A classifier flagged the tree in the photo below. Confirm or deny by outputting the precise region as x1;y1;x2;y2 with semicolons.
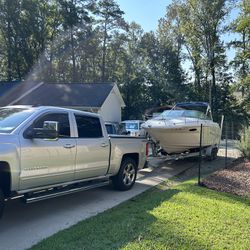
96;0;127;82
0;0;63;81
150;4;187;105
164;0;231;111
119;23;149;119
230;0;250;99
58;0;94;82
0;0;21;81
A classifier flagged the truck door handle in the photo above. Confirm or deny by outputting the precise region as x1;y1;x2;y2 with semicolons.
101;143;109;148
63;144;75;149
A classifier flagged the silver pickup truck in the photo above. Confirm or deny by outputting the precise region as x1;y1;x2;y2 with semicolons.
0;106;147;217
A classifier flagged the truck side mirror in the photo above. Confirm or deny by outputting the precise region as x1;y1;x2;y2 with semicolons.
24;121;59;140
43;121;59;132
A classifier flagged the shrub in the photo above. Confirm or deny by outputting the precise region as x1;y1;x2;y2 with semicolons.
239;127;250;159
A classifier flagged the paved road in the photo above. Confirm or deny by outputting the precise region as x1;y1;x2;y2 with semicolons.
0;149;239;250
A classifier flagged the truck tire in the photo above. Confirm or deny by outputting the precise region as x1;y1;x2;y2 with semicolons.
0;189;5;219
112;158;138;191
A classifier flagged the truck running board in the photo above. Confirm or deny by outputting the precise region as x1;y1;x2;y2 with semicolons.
24;180;110;204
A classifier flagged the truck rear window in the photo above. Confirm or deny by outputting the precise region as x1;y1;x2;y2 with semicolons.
0;108;34;133
75;115;103;138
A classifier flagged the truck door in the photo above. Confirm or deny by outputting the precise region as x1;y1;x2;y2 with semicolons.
74;114;110;180
20;112;76;190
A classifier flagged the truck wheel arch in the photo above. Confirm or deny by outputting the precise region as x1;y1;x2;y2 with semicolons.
121;153;139;167
0;162;11;198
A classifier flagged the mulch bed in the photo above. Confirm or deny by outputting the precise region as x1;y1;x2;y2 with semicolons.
203;158;250;198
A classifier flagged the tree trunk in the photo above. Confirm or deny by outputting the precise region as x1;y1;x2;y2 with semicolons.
194;65;201;89
70;27;77;82
13;34;22;80
101;21;107;82
241;31;246;97
7;19;12;81
210;59;216;113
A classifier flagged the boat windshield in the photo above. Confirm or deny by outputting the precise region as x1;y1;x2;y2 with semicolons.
154;109;210;120
154;110;183;119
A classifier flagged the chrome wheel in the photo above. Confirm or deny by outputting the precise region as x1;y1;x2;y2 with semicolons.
122;163;136;186
112;158;138;191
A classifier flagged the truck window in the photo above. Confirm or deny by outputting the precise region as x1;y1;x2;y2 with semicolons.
0;108;34;133
105;124;114;134
124;122;139;130
75;115;103;138
33;113;70;138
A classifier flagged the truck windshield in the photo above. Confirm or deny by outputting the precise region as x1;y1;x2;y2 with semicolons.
0;108;34;133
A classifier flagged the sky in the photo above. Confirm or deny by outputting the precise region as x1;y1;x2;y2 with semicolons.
117;0;171;32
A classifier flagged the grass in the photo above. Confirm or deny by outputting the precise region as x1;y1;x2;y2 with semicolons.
30;180;250;250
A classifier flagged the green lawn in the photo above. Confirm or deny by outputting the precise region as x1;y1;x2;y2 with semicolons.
31;180;250;250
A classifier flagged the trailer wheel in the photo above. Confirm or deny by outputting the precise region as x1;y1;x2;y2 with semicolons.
112;158;138;191
0;188;5;218
207;148;218;161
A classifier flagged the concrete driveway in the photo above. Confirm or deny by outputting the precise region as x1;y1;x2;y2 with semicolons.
0;150;237;250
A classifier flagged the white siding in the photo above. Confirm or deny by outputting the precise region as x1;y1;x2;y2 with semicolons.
98;90;122;123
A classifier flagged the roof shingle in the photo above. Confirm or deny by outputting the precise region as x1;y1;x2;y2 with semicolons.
0;82;115;107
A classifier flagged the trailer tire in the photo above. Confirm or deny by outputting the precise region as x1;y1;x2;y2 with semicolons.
0;188;5;219
112;158;138;191
207;148;218;161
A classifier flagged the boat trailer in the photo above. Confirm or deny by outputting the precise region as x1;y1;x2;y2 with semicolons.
147;138;219;162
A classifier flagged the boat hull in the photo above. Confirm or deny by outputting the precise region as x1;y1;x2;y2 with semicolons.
144;122;221;154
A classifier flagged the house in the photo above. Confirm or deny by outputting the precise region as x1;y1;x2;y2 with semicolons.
0;82;125;123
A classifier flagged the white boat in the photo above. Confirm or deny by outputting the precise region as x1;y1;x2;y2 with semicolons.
142;102;221;154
